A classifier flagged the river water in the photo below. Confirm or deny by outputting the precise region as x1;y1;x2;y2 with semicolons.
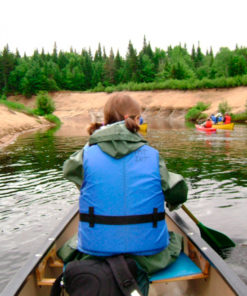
0;124;247;292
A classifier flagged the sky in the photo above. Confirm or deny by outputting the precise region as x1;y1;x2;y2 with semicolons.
1;0;247;57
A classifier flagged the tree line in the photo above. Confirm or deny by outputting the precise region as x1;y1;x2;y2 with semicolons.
1;37;247;97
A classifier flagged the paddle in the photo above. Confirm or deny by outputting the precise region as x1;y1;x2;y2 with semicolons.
181;204;235;253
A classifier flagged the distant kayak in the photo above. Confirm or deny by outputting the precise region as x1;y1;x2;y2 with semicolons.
212;123;234;130
195;124;217;132
139;123;147;132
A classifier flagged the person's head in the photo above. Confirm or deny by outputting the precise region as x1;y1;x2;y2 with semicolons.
104;93;141;127
87;94;141;135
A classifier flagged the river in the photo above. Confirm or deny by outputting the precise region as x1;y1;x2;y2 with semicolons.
0;123;247;292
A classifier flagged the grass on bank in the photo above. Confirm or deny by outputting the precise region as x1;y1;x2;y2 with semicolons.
0;99;35;116
0;92;61;126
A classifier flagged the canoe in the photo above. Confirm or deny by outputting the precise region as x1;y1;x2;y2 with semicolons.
139;123;148;133
2;204;246;296
195;124;217;133
212;123;235;130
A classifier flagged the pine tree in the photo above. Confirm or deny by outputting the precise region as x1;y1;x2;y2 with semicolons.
114;50;124;84
0;44;16;94
104;48;116;85
94;43;103;62
52;42;58;63
196;43;203;68
191;44;196;64
125;40;138;81
82;50;93;89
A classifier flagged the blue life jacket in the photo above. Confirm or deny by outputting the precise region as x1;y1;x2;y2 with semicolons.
78;144;169;256
210;115;216;123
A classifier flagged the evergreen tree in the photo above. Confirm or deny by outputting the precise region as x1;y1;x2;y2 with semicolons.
138;53;155;82
0;45;16;94
82;49;93;89
52;42;58;63
125;40;138;81
20;61;47;97
213;47;233;77
195;43;204;68
114;50;124;84
8;59;29;93
94;43;103;62
191;44;196;64
104;48;116;85
228;54;247;76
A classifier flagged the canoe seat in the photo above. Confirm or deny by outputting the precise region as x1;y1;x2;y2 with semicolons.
36;243;209;286
36;244;63;286
149;251;209;283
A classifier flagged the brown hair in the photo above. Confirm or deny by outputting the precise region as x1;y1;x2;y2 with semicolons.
87;94;141;135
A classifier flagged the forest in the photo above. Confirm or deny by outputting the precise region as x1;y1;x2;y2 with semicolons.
1;37;247;98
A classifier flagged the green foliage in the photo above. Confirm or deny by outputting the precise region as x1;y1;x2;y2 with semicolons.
218;101;232;115
91;82;105;92
0;94;7;100
35;91;55;115
0;98;35;115
195;101;210;111
0;96;61;127
185;101;210;122
231;112;247;122
44;114;61;125
105;86;115;93
3;41;247;96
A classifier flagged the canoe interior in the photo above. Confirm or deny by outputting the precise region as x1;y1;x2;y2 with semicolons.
4;206;245;296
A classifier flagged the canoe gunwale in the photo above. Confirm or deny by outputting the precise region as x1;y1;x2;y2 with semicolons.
1;205;246;296
168;210;247;295
1;204;78;296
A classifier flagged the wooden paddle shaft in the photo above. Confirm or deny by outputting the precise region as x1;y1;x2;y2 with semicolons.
181;205;200;225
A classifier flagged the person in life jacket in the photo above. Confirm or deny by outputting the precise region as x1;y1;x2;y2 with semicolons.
139;115;144;124
62;94;188;277
215;113;223;123
210;114;216;124
203;118;213;128
223;112;231;124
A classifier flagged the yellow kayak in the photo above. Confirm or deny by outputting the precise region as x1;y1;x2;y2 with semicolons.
212;123;234;130
139;123;148;132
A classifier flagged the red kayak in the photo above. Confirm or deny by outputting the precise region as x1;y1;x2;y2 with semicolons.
195;124;216;132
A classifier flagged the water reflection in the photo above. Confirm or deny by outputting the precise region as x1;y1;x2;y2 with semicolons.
0;124;247;291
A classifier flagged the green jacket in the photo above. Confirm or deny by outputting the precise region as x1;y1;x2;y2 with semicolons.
63;122;188;210
61;122;187;280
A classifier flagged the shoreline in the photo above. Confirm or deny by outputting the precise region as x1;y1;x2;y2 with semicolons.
0;126;53;150
2;87;247;149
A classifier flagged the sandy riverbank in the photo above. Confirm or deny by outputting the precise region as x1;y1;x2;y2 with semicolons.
1;87;247;148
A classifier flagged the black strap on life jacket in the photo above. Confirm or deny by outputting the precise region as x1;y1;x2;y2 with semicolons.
80;207;165;228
